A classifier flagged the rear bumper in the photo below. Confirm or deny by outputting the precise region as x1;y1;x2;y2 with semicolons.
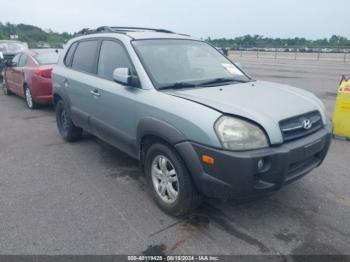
31;76;53;104
35;95;53;104
175;124;332;199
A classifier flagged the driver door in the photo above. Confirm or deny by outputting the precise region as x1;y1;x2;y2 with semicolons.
5;53;21;93
91;39;138;156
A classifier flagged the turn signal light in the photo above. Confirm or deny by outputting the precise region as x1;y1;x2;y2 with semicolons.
202;155;215;165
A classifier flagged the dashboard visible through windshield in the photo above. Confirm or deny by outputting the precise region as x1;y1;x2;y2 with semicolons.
132;39;251;89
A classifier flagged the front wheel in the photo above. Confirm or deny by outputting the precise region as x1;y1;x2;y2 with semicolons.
55;100;83;142
145;143;202;216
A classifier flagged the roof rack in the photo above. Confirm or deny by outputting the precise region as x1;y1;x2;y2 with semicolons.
75;26;175;36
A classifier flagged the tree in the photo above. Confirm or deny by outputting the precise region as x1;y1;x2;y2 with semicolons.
0;22;72;47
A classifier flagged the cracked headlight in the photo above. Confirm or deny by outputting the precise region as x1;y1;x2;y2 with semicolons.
214;116;269;150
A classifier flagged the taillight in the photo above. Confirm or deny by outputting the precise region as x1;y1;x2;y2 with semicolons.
34;68;52;78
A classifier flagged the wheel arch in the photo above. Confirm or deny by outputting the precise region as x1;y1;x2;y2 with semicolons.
137;117;188;170
23;81;29;95
53;93;63;105
52;89;72;109
137;118;204;207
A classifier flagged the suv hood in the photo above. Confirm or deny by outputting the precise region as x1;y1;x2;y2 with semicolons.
165;80;327;144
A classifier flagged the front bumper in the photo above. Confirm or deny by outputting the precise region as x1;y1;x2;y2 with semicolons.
175;124;332;199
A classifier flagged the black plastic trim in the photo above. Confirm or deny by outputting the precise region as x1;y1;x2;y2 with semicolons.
175;124;332;198
136;117;187;149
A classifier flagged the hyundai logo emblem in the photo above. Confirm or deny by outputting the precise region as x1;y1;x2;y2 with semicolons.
302;119;312;130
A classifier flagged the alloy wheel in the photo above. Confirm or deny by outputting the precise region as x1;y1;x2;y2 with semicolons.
151;155;179;204
25;88;33;108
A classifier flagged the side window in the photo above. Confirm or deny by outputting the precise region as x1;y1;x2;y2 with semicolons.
18;54;27;67
97;40;132;80
64;42;78;67
12;54;21;66
72;40;99;73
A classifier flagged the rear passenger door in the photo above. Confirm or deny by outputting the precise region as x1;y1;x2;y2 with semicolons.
64;39;100;131
91;39;138;156
15;54;27;96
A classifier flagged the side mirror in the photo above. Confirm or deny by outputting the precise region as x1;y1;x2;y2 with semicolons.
113;68;139;87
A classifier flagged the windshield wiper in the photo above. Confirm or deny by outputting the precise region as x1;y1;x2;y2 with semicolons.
158;78;249;90
199;77;248;86
158;81;198;90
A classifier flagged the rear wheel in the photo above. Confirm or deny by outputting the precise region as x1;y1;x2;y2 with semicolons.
24;86;39;109
56;100;83;142
145;142;202;216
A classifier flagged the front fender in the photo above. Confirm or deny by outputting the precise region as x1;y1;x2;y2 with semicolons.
136;117;187;147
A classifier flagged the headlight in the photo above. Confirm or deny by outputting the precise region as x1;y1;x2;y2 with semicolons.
319;99;329;120
214;116;268;150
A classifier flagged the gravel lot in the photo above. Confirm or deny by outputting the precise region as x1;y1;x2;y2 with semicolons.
0;57;350;255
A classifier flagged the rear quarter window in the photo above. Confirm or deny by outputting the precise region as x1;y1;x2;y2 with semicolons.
71;40;99;74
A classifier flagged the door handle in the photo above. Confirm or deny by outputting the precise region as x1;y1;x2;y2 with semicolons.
90;89;101;98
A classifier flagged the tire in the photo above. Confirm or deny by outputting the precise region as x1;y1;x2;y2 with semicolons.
55;100;83;142
2;78;11;96
24;86;39;109
144;142;202;216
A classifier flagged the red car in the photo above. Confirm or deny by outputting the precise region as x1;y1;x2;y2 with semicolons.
2;49;59;109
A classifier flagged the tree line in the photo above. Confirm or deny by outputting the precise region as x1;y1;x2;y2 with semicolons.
0;22;72;48
207;35;350;49
0;22;349;49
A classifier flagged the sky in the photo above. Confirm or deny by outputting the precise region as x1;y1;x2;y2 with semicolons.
0;0;348;39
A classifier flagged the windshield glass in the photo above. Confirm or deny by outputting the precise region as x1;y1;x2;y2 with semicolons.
133;39;250;89
35;52;59;64
0;41;28;54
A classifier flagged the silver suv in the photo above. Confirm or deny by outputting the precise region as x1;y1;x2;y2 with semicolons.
53;27;331;216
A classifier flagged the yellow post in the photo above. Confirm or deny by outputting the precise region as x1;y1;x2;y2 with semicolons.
333;78;350;139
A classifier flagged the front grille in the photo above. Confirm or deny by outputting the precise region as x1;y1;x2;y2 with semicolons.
279;111;323;142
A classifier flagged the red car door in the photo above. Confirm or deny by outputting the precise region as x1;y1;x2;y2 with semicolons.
5;53;22;94
14;54;27;96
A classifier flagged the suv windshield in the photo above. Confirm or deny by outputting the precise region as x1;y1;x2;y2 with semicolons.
133;39;250;89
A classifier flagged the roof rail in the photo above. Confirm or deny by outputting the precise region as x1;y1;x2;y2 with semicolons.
74;26;175;36
110;27;174;33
